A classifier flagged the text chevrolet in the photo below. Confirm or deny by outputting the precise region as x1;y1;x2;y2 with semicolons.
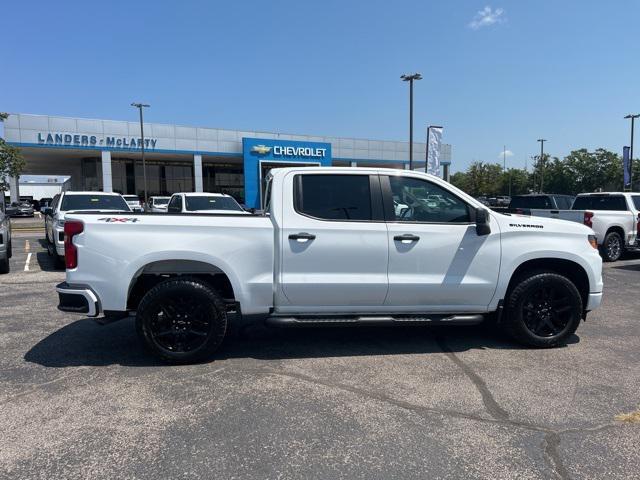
57;168;604;363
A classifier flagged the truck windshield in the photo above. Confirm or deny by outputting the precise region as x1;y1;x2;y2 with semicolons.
572;196;627;211
61;195;130;211
185;196;243;212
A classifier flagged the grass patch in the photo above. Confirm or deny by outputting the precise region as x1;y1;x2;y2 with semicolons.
615;408;640;423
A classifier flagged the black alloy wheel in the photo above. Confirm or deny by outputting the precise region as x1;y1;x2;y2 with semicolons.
505;272;582;347
136;277;228;363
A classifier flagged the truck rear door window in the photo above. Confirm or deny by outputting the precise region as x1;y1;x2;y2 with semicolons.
295;174;372;221
632;196;640;210
572;196;627;211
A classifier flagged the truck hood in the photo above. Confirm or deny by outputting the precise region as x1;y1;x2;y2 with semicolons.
493;212;594;236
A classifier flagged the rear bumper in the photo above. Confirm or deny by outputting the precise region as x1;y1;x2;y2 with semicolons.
586;292;603;311
56;282;100;317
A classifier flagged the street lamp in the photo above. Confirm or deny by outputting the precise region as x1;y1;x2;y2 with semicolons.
131;102;150;205
401;73;422;170
624;114;639;190
537;139;547;193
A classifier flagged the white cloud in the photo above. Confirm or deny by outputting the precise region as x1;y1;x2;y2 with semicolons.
498;149;514;159
469;6;506;30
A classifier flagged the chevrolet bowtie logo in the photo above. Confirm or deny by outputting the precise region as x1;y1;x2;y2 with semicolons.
251;145;272;155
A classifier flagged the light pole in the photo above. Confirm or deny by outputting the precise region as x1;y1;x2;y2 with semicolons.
537;139;546;193
624;114;639;190
401;73;422;170
131;102;150;205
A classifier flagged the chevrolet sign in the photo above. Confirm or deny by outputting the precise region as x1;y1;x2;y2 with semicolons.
273;145;327;158
251;145;272;154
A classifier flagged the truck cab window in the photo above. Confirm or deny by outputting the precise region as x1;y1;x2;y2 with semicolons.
388;176;470;223
167;196;182;213
295;174;372;221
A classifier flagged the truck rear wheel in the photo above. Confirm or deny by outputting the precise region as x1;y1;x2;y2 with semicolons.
504;272;582;348
601;231;623;262
135;277;228;364
0;253;9;274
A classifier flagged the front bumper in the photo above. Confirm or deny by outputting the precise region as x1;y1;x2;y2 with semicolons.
56;282;100;317
586;292;603;311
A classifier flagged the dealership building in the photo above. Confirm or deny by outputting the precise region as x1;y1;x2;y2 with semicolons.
2;113;451;208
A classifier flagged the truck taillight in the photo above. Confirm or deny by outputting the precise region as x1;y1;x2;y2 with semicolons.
583;211;594;228
64;221;84;269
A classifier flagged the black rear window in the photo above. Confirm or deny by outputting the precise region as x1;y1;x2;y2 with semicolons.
632;196;640;210
572;195;628;211
296;174;372;220
184;196;243;212
509;196;552;209
61;195;130;211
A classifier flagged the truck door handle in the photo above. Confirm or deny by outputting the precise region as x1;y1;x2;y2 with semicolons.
394;234;420;243
289;232;316;242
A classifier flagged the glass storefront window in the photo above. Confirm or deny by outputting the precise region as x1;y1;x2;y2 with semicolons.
203;162;244;204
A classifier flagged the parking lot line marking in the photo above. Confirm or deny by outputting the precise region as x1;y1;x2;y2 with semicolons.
24;253;32;272
25;240;30;252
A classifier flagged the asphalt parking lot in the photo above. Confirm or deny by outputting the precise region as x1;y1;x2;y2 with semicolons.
1;232;639;479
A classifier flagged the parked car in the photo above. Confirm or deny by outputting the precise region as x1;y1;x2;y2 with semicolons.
167;192;248;214
508;194;575;215
10;201;35;217
530;192;640;262
123;195;144;212
146;196;171;213
5;202;19;217
39;197;54;211
44;191;131;268
496;195;511;206
57;167;603;363
0;195;12;274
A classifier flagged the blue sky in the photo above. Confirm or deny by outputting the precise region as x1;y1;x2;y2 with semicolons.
2;0;638;172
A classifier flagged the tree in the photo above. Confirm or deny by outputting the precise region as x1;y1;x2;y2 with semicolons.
0;113;25;192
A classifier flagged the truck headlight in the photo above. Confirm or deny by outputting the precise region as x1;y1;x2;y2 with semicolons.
588;234;598;249
56;219;66;228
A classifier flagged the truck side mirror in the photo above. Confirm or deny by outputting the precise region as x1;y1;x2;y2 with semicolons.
42;207;52;216
475;207;491;236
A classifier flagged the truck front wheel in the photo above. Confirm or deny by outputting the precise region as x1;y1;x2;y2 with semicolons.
136;277;228;364
504;272;583;348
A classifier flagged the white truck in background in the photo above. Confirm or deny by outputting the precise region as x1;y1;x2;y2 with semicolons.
56;167;603;363
531;192;640;262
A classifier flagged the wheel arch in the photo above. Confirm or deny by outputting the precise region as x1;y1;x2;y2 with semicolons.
504;258;590;310
126;259;237;311
604;225;625;241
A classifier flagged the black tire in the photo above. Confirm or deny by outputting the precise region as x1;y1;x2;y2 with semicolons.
0;253;9;274
53;249;65;270
601;231;623;262
135;277;228;364
504;272;582;348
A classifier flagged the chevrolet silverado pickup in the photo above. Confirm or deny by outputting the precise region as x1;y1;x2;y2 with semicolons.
57;167;604;363
530;192;640;262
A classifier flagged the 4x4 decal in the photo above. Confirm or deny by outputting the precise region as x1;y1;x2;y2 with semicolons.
97;217;140;223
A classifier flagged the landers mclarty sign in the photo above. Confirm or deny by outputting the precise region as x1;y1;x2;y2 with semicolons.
37;132;158;149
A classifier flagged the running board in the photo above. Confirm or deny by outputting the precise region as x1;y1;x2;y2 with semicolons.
265;314;485;327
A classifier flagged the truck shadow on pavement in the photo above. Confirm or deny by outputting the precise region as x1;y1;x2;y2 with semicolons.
24;317;580;368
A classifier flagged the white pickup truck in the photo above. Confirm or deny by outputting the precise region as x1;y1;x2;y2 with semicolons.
531;192;640;262
56;167;604;363
44;191;132;268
